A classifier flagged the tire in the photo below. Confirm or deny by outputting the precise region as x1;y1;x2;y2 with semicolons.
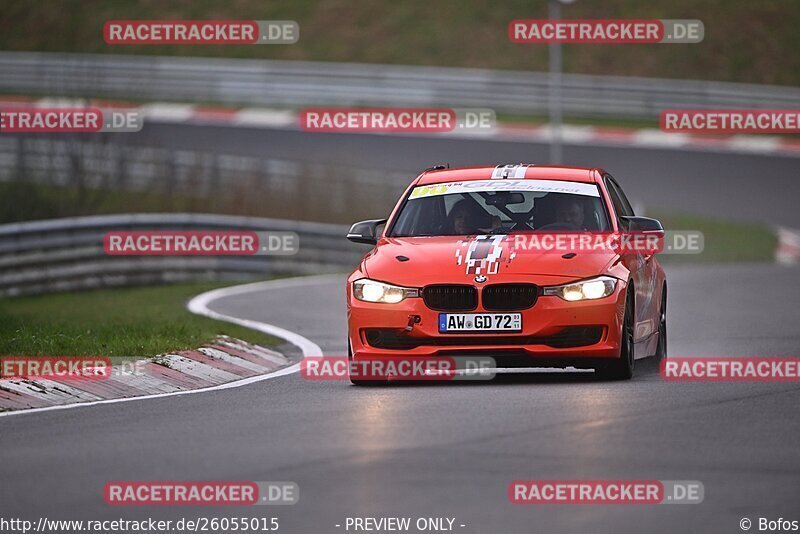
347;339;387;387
654;285;667;361
595;287;635;381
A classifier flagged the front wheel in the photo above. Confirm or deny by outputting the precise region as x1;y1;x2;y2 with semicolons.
595;288;635;380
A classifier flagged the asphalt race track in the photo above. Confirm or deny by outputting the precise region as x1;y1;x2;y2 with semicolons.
2;125;799;533
133;123;800;227
1;262;799;533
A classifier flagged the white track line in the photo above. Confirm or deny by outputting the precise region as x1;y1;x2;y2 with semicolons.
0;275;334;419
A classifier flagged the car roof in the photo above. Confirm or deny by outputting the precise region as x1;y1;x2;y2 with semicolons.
415;165;603;185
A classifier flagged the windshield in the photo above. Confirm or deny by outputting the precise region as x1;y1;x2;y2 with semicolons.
389;179;611;237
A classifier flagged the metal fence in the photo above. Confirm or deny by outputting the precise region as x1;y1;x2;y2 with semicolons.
0;213;366;297
2;52;800;119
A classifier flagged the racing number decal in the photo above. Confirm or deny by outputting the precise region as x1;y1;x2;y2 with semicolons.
455;235;508;275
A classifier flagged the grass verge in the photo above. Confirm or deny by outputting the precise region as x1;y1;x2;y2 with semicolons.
0;282;281;358
653;211;777;264
1;0;798;86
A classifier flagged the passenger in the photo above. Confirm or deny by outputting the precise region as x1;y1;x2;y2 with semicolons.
554;197;586;229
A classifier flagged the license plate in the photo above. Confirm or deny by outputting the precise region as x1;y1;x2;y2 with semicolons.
439;313;522;333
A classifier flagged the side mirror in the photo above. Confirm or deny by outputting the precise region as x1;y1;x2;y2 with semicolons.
620;216;664;234
346;219;387;245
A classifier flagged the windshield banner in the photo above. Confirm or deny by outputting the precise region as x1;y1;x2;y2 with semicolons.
409;180;600;199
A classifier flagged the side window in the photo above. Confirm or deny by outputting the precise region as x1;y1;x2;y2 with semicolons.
604;175;634;218
607;176;636;216
604;177;627;220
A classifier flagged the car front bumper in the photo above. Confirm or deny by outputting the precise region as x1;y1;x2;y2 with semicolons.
347;281;628;364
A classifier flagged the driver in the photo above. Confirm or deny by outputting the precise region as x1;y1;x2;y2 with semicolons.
449;199;501;235
554;197;586;229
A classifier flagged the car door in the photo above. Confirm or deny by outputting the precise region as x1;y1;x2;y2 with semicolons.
604;175;658;344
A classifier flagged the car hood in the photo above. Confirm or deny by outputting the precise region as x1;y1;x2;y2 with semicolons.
363;235;617;286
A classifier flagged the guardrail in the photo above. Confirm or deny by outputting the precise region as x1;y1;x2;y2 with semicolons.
2;52;800;119
0;133;413;226
0;213;365;297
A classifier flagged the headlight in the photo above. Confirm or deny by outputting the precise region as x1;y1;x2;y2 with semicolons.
353;279;419;304
543;276;617;301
